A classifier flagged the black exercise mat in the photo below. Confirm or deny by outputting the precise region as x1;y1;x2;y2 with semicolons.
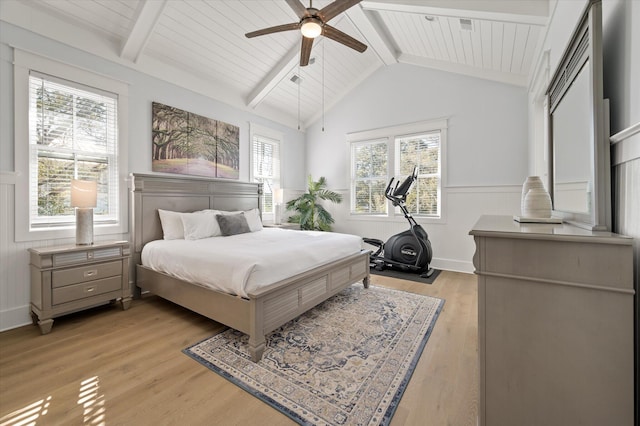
369;267;441;284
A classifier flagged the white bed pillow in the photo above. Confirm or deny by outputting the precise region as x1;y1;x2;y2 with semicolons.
158;209;185;240
218;208;262;232
181;210;220;240
243;208;263;232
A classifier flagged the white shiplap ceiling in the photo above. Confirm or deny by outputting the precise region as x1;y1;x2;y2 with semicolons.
0;0;549;129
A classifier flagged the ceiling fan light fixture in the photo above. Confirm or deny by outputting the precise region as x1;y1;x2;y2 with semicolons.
300;18;322;38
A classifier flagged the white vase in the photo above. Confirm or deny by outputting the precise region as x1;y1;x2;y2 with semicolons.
521;176;545;216
523;188;552;218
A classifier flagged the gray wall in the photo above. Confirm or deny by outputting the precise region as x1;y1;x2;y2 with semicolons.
305;63;529;189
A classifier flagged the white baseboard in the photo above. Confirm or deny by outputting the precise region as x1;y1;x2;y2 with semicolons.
0;304;32;332
432;257;475;274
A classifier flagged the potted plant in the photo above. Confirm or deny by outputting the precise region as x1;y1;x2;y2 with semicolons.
286;175;342;231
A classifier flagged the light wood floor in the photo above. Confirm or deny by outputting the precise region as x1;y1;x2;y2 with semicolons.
0;271;478;426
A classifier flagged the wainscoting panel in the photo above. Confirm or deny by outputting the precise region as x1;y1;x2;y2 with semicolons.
610;121;639;424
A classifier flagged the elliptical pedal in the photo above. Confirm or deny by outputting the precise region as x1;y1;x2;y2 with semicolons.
420;268;435;278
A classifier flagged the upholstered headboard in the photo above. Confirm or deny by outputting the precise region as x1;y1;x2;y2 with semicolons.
129;173;262;264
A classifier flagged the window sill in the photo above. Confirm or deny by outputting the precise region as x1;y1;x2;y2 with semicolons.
348;215;446;225
15;222;127;243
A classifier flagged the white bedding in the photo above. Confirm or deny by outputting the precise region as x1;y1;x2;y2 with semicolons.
141;228;363;298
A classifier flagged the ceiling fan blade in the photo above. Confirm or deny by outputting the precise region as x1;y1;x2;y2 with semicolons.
285;0;309;19
300;36;313;66
319;0;362;22
322;25;367;52
245;22;300;38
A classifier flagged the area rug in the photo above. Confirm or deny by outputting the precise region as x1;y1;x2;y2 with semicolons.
184;284;444;426
369;267;441;284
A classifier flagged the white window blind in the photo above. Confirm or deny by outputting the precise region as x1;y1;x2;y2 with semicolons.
396;131;441;217
251;134;281;214
29;72;118;228
351;139;388;214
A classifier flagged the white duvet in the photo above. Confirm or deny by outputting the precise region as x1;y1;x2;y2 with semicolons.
141;228;363;298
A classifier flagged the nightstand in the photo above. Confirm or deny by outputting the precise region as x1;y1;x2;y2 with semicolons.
28;240;131;334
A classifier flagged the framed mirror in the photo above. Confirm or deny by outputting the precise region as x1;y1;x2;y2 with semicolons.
547;0;610;231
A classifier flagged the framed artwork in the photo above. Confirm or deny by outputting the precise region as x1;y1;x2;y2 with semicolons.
151;102;239;179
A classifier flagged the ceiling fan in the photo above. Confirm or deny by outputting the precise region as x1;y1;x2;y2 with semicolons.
245;0;367;66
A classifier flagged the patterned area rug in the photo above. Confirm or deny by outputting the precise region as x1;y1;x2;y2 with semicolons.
183;284;445;425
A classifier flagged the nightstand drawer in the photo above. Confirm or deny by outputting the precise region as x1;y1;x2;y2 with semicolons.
53;246;122;266
52;261;122;288
52;276;122;305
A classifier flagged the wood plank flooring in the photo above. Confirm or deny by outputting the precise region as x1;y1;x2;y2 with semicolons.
0;271;478;426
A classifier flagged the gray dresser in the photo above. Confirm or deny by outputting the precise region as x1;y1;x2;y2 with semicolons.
470;215;634;426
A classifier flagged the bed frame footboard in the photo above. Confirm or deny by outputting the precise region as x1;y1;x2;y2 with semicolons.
136;250;370;362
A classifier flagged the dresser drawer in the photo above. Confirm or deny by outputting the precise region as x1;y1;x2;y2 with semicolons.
52;261;122;288
52;276;122;305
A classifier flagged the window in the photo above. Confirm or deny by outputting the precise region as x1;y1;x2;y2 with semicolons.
14;50;128;241
250;124;282;217
396;131;441;216
351;139;388;214
348;120;446;220
29;73;118;228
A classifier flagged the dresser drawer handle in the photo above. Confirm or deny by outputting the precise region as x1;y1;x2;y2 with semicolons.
84;285;97;293
83;269;98;278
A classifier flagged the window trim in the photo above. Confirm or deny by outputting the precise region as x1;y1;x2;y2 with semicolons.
14;49;129;242
347;119;448;224
249;122;283;222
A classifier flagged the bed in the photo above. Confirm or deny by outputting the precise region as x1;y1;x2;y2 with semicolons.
130;173;370;362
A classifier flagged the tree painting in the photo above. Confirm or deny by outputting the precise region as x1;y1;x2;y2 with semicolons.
151;102;239;179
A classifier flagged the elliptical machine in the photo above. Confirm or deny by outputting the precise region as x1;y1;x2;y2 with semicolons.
363;167;434;278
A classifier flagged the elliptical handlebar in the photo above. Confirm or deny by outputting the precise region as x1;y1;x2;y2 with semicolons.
385;166;418;206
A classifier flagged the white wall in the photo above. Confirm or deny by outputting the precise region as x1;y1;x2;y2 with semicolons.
305;63;529;272
0;23;305;331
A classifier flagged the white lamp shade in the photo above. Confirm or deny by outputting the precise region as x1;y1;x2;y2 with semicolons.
273;188;284;204
300;19;322;38
71;179;97;208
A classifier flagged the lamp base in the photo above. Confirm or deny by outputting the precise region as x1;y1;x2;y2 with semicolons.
76;208;94;245
274;203;282;225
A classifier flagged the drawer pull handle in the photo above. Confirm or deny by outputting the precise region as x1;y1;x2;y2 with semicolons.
85;286;97;293
84;269;98;278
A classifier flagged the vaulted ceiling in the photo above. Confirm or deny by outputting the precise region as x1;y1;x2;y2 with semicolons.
1;0;549;129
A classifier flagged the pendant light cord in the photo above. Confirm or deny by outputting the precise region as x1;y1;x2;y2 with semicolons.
322;40;325;132
297;64;301;130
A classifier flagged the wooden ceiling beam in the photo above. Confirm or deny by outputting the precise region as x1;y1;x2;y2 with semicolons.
345;4;397;66
120;0;167;63
246;43;301;109
361;0;548;26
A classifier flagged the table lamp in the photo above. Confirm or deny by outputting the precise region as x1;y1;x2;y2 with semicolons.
71;179;97;245
273;188;284;225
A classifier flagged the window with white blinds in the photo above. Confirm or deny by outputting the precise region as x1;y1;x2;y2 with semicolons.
396;131;441;217
29;72;118;228
348;119;446;220
251;133;281;214
351;139;388;214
